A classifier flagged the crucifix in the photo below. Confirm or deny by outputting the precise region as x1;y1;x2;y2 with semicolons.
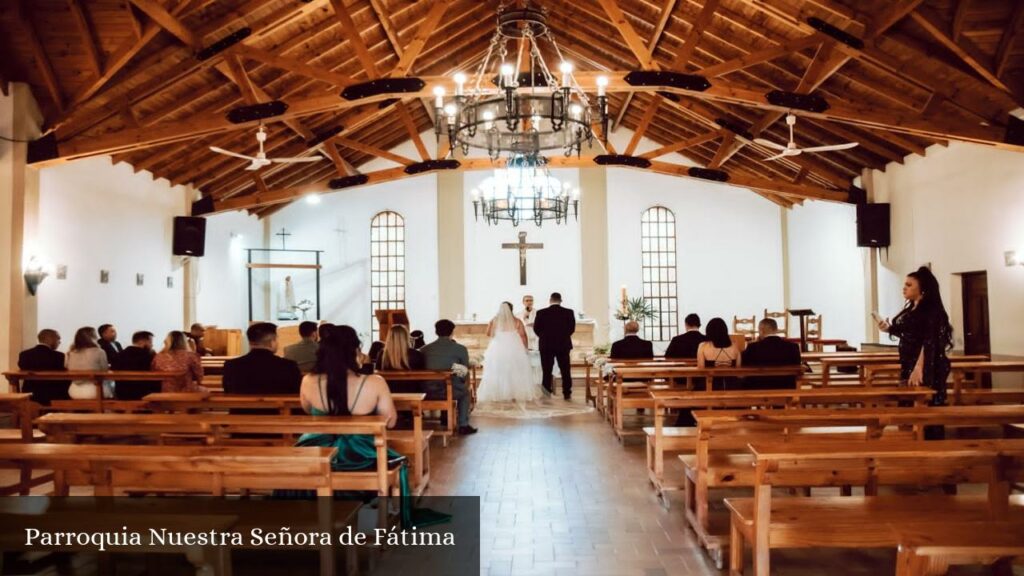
502;231;544;286
275;228;291;249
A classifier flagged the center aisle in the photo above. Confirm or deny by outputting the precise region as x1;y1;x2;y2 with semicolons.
431;400;898;576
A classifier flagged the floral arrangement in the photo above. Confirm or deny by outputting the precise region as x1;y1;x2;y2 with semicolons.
614;297;659;323
451;363;470;379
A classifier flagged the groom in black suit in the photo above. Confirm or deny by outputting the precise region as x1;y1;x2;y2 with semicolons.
533;292;576;399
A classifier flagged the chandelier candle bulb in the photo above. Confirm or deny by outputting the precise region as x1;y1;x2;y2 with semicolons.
432;86;445;108
559;61;573;87
453;72;466;96
596;76;608;96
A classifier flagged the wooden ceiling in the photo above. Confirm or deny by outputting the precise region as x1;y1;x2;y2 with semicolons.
1;0;1022;215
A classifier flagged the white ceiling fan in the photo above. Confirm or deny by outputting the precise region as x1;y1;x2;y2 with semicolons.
754;113;859;161
209;124;324;171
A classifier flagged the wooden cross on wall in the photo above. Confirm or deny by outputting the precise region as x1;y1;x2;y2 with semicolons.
276;228;291;249
502;231;544;286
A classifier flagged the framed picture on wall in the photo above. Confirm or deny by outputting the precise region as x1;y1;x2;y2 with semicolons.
166;276;174;288
136;273;144;286
56;265;67;280
100;270;109;284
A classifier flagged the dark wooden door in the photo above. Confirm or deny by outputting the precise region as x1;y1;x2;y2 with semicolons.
961;272;991;388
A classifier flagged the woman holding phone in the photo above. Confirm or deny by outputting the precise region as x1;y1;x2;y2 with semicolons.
876;267;953;433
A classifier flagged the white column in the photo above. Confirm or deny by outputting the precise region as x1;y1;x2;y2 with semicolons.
0;84;43;386
861;168;880;343
580;166;610;345
436;171;465;319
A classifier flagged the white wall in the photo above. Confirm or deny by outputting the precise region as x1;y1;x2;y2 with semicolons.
196;209;265;330
605;167;785;343
872;142;1024;357
786;201;866;346
463;168;582;320
35;157;189;344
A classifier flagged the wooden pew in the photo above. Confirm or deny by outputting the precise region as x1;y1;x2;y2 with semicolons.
3;370;184;411
820;354;989;386
0;393;49;495
593;359;697;416
726;439;1024;576
645;386;934;502
36;413;398;496
378;370;455;445
891;521;1024;576
608;366;804;441
142;391;433;495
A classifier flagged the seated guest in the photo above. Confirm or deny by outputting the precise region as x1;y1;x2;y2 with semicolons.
18;329;68;406
97;324;123;365
664;314;705;358
112;331;160;399
151;331;205;393
366;340;385;366
284;321;319;373
740;318;801;390
675;318;742;426
610;320;654;359
66;327;113;399
187;323;213;356
421;319;476;435
377;325;425;395
223;322;302;395
410;330;426;350
317;322;334;346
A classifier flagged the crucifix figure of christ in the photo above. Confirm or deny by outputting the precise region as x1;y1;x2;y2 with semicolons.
502;231;544;286
275;228;291;249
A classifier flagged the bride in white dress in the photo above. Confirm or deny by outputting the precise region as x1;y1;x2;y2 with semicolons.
477;302;538;403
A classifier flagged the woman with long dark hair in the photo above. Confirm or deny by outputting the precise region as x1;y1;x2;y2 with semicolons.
878;266;953;406
296;325;447;527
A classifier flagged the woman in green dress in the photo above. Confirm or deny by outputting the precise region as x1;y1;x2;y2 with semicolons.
296;325;447;528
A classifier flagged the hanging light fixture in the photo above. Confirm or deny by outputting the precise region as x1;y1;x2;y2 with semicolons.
434;2;609;161
471;153;579;226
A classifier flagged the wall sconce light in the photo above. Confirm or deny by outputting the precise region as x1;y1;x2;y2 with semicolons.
23;256;50;296
1006;250;1023;267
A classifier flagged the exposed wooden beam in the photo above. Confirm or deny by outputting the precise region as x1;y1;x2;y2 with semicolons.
389;0;453;77
211;153;849;213
612;93;634;131
613;0;676;131
952;0;972;41
128;0;199;47
328;0;379;77
124;1;143;39
910;7;1018;99
224;56;258;105
67;0;104;79
624;95;660;155
369;0;403;59
995;2;1024;79
395;103;430;161
639;129;723;159
333;135;415;166
696;34;820;77
671;0;721;71
233;45;355;87
321;143;355;176
18;3;64;112
708;133;737;168
596;0;656;69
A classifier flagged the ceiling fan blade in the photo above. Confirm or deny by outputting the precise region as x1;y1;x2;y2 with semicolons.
763;152;789;161
269;156;324;164
753;138;788;151
800;142;859;153
244;159;271;171
209;146;256;161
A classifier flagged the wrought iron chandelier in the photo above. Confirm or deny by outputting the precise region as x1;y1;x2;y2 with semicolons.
471;153;579;226
432;2;610;160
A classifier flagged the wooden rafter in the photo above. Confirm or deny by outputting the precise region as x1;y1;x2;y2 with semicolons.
614;0;676;130
389;0;453;77
624;95;660;155
67;0;103;79
233;45;355;87
910;7;1019;101
639;129;723;159
995;2;1024;79
124;1;143;39
224;56;258;105
17;3;64;113
128;0;199;47
321;143;356;176
333;135;415;166
951;0;972;41
395;104;430;160
671;0;721;71
596;0;656;69
369;0;403;59
696;33;820;77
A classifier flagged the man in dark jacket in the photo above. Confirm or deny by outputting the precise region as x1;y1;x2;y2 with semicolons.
17;329;68;405
533;292;576;399
741;318;802;390
664;313;705;359
610;321;654;359
112;331;159;400
223;323;302;395
97;324;123;365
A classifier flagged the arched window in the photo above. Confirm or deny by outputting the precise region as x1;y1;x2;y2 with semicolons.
370;211;406;334
640;206;678;341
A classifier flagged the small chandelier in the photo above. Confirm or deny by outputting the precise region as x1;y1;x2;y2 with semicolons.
471;153;579;226
433;2;609;160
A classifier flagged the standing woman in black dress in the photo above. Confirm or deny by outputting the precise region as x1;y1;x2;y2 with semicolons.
878;267;953;429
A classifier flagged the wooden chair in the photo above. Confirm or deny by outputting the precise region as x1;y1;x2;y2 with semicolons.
732;316;757;339
805;314;822;349
762;309;788;337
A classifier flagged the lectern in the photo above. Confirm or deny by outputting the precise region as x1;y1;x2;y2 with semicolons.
375;309;409;342
788;309;816;352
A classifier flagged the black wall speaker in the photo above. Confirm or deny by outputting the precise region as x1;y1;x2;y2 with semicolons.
856;203;890;248
172;216;207;257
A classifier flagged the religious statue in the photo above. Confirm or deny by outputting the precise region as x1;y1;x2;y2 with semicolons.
277;275;298;320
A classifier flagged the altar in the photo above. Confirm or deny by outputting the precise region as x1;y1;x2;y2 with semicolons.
452;318;597;360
